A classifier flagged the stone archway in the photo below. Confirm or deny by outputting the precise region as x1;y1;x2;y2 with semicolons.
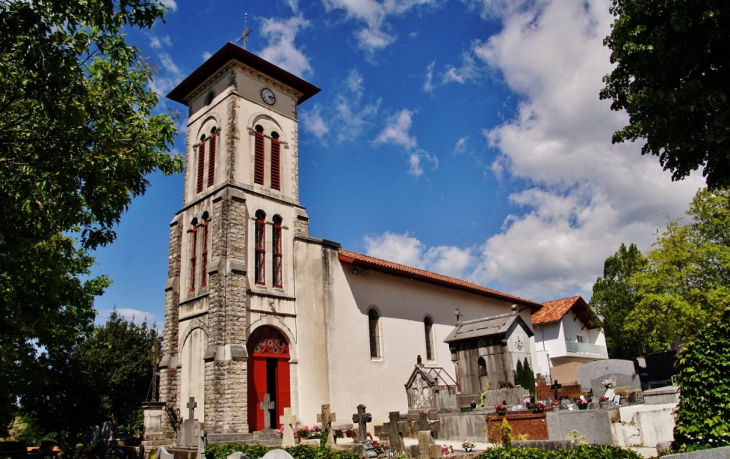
247;326;291;431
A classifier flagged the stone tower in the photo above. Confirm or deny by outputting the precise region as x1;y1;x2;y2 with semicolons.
144;43;320;446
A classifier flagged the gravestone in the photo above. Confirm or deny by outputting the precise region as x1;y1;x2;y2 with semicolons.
279;408;298;447
576;360;636;392
179;397;202;449
260;394;276;430
261;450;295;459
84;426;101;445
417;431;439;459
101;420;115;441
156;447;174;459
317;404;337;448
382;411;409;455
412;411;440;439
198;429;206;459
227;453;249;459
589;373;641;399
352;404;372;443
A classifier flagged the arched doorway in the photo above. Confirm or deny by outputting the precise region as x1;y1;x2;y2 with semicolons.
247;326;291;431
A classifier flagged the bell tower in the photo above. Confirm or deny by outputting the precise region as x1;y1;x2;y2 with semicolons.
148;43;319;445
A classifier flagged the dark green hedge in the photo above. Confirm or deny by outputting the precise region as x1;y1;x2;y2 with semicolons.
206;444;641;459
205;443;361;459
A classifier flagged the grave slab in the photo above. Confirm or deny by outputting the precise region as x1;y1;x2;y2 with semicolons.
576;360;635;392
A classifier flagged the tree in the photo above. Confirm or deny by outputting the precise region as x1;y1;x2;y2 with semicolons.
589;243;660;359
21;311;160;446
0;0;183;432
673;306;730;450
513;359;524;388
628;188;730;345
522;358;535;397
600;0;730;189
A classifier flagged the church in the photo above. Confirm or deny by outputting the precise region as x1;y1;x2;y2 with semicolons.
143;42;548;446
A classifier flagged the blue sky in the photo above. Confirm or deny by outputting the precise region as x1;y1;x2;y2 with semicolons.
91;0;703;326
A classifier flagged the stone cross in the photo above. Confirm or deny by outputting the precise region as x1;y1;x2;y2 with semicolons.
279;408;298;447
413;411;440;440
386;411;409;455
187;397;197;421
417;431;440;459
317;404;337;448
259;394;275;430
351;404;372;443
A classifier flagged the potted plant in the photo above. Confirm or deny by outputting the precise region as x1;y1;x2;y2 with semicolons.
575;398;588;410
532;402;545;413
462;441;476;452
598;396;609;408
460;404;474;412
615;390;629;405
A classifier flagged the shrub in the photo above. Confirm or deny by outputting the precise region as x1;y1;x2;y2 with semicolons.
500;418;513;448
673;306;730;450
475;445;642;459
205;444;361;459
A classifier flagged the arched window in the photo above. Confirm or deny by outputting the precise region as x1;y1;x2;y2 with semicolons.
200;216;210;288
207;128;216;188
271;132;280;191
189;219;198;291
272;215;282;287
255;210;266;285
424;317;435;361
254;125;265;185
368;308;381;359
196;135;206;193
478;357;487;377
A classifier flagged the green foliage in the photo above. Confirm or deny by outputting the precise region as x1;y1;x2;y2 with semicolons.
600;0;730;189
0;0;183;433
514;359;524;388
522;358;535;397
566;430;587;446
205;443;361;459
500;418;513;448
673;305;730;449
589;243;658;359
475;445;642;459
5;412;56;445
20;311;160;446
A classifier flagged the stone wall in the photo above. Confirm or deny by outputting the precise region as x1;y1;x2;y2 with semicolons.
546;410;614;445
486;412;549;441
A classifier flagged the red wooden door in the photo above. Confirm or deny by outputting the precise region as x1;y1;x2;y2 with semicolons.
247;326;290;432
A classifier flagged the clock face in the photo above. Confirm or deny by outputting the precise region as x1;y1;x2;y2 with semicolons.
261;88;276;105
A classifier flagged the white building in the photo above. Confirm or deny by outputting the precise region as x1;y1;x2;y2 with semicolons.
531;296;607;385
144;43;546;447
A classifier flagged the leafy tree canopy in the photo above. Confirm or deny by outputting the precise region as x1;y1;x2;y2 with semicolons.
20;311;160;446
600;0;730;188
589;243;661;359
0;0;183;433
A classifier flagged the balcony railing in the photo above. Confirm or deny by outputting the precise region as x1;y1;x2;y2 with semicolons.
565;341;608;357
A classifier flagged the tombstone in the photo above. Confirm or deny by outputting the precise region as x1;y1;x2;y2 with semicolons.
260;394;276;430
178;398;202;449
352;404;372;443
101;420;115;441
156;447;174;459
383;411;409;455
576;359;636;392
317;404;337;448
227;453;249;459
279;408;298;447
416;431;438;459
589;373;641;399
84;426;101;445
260;450;295;459
198;429;206;459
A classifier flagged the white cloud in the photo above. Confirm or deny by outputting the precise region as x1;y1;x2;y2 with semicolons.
202;51;212;61
322;0;442;54
97;308;159;327
453;137;468;154
149;35;172;49
159;0;177;12
408;150;438;177
286;0;299;12
302;104;330;139
442;49;481;84
258;16;312;77
146;34;184;100
375;109;418;149
364;232;473;278
446;0;704;300
423;61;435;93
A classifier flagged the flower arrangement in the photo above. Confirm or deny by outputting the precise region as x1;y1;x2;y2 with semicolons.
293;424;323;438
462;441;476;452
496;400;508;415
575;398;588;406
441;445;455;456
598;396;609;402
602;379;614;389
372;440;385;455
532;402;545;413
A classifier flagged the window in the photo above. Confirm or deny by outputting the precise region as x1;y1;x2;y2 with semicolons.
424;317;434;361
478;357;487;377
196;137;206;193
207;130;216;188
205;91;214;106
254;125;265;185
272;215;282;287
255;211;266;285
368;309;381;359
576;334;586;343
200;218;209;287
189;221;198;291
271;132;280;190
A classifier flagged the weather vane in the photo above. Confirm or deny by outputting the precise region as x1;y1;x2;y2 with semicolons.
238;12;254;50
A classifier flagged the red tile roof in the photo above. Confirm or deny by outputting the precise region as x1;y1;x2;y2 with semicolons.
533;295;599;328
338;248;543;310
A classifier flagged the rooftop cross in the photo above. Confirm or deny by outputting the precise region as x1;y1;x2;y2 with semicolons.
238;13;254;50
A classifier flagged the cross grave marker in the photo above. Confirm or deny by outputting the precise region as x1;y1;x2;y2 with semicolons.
260;394;276;430
351;404;372;443
317;404;337;448
279;408;298;447
187;397;198;421
386;411;409;455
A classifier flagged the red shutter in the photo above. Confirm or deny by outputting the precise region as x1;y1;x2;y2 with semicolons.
254;132;265;185
207;133;216;188
271;138;280;190
197;141;205;193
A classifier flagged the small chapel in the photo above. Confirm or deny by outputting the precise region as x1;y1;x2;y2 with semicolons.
142;42;547;447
